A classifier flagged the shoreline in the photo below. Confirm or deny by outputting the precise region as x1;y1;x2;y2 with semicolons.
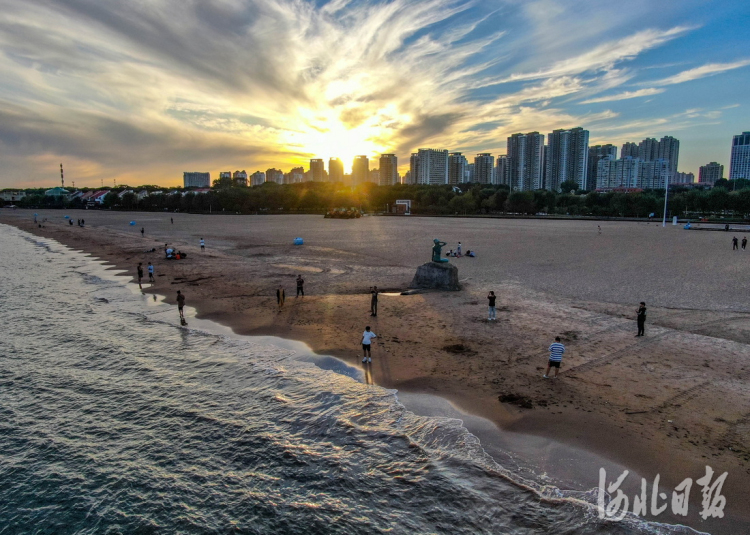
5;209;750;535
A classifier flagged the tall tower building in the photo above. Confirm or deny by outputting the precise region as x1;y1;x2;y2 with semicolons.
507;132;545;191
638;138;659;161
496;155;508;186
416;149;449;185
409;153;420;185
657;136;680;176
621;142;639;159
545;127;589;191
729;132;750;180
448;153;467;185
352;155;369;186
379;154;398;186
474;153;495;184
309;159;325;182
328;158;344;182
587;145;617;192
699;162;724;184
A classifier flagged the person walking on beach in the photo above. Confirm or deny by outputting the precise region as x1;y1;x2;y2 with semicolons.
457;242;462;256
171;217;173;224
80;218;84;227
200;238;205;251
370;286;379;317
732;236;739;250
361;326;377;363
598;225;602;234
176;290;186;324
743;237;747;250
487;291;496;321
544;336;565;379
276;285;285;310
636;302;647;336
141;227;145;237
296;275;304;297
147;262;154;283
137;262;144;286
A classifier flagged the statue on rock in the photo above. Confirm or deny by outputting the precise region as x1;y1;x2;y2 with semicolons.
432;239;449;263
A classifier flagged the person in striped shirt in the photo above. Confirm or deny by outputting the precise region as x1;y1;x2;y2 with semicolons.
544;336;565;379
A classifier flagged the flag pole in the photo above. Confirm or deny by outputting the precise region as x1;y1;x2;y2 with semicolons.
662;173;669;227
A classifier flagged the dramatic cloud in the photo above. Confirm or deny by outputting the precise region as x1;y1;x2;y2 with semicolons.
0;0;746;187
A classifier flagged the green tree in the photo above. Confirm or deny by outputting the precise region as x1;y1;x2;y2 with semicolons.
560;180;579;194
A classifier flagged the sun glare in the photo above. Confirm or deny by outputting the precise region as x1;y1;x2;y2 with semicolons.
283;107;396;173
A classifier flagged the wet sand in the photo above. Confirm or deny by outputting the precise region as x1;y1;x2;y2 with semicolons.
5;209;750;534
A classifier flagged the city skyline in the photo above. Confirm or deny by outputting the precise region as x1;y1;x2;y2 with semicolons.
1;0;749;188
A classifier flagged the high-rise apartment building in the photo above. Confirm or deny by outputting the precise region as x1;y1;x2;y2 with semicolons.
379;154;398;186
465;163;474;183
545;127;589;191
621;142;639;159
265;168;284;184
729;132;750;180
352;156;370;186
409;153;420;185
507;132;544;191
448;153;467;185
496;155;508;186
474;153;495;184
638;138;659;162
328;158;344;182
232;170;248;187
219;171;232;180
250;171;265;186
596;157;671;190
657;136;680;176
416;149;449;185
369;169;380;184
587;145;617;192
309;159;325;182
183;172;211;188
699;162;724;184
285;167;304;184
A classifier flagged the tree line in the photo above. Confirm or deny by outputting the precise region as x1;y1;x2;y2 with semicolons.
9;178;750;220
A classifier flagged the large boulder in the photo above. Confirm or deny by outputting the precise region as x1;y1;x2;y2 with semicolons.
409;262;460;291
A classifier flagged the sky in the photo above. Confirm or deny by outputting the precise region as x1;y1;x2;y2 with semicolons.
1;0;749;188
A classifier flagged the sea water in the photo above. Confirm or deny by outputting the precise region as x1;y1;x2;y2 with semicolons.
0;225;698;534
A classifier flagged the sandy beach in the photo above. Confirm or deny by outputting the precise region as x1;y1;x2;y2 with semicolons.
5;209;750;534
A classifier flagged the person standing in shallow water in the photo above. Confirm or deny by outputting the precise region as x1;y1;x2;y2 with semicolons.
147;262;154;283
137;262;144;287
176;290;186;323
636;302;647;337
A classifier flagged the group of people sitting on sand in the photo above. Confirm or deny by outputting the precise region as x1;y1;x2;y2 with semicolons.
164;243;187;260
446;241;476;258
